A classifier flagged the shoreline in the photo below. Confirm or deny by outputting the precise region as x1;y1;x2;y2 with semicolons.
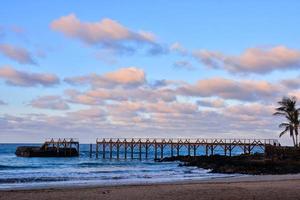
2;173;300;191
1;175;300;200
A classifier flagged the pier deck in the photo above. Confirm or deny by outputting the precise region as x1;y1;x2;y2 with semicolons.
95;138;279;159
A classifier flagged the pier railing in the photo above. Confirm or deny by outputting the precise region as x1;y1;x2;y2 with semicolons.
45;138;79;143
42;138;80;154
95;138;279;159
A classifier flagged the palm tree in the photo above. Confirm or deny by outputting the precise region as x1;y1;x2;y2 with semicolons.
274;96;300;147
292;109;300;146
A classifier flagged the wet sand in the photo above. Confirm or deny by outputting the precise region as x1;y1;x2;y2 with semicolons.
1;175;300;200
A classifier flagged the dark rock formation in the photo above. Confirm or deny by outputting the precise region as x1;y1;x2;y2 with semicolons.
158;154;300;175
15;146;79;157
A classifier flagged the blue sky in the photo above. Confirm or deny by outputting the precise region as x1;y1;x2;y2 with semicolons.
0;1;300;144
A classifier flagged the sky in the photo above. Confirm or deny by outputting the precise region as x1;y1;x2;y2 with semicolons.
0;1;300;144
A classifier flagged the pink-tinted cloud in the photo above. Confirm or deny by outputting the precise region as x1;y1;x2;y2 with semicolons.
51;14;164;55
224;103;274;118
146;101;197;114
30;95;69;110
67;107;107;119
65;86;177;105
0;43;36;65
65;67;145;88
197;98;226;108
0;66;59;87
178;77;280;101
194;46;300;74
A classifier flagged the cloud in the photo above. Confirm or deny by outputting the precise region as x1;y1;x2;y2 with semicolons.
51;14;164;55
65;86;177;105
0;100;7;105
0;43;36;65
280;76;300;89
194;46;300;74
0;100;280;143
170;42;188;56
64;67;288;105
173;60;195;70
30;95;69;110
146;101;198;114
0;66;59;87
67;107;107;119
177;77;280;101
65;67;145;88
197;98;226;108
224;103;274;117
65;89;105;105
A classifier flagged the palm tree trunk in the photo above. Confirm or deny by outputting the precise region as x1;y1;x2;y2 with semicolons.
290;128;296;146
295;126;299;147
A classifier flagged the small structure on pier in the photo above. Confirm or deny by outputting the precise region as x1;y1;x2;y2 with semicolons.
15;138;79;157
95;138;279;159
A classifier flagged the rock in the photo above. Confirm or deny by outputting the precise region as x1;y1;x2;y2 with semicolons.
159;154;300;175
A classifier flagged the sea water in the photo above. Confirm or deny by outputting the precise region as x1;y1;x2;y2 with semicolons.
0;144;254;190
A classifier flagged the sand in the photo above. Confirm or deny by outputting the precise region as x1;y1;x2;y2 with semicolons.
1;175;300;200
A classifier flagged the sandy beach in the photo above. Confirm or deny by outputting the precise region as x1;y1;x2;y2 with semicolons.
1;175;300;200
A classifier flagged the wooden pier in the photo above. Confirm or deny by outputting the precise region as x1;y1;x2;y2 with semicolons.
42;138;80;156
16;138;80;157
95;138;280;159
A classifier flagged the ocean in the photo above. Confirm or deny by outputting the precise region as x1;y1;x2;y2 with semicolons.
0;144;251;190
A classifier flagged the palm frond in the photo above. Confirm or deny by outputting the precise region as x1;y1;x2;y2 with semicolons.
279;126;289;137
279;122;290;128
273;111;286;116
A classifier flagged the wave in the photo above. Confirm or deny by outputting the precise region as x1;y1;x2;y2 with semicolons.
0;165;40;170
0;177;71;184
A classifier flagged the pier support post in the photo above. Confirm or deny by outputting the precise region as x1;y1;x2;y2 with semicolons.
211;145;214;155
102;143;105;159
145;144;148;159
139;142;142;160
188;144;191;156
177;144;180;156
117;143;119;159
193;145;196;156
131;143;134;159
205;145;208;156
154;143;157;160
161;144;163;159
64;142;67;157
171;143;174;157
